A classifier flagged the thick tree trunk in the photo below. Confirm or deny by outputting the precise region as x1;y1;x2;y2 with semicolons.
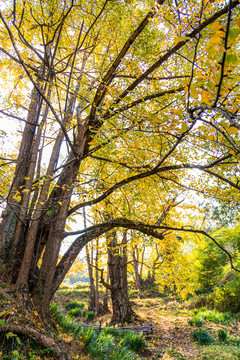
0;85;41;282
107;230;133;325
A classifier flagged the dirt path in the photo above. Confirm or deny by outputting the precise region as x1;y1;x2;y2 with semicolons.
133;299;199;359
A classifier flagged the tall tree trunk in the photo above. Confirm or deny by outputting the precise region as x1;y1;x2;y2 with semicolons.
83;207;96;311
107;230;132;325
86;243;96;311
132;245;143;290
95;238;99;315
0;85;41;282
103;268;109;313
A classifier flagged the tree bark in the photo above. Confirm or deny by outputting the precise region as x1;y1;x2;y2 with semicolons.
86;243;96;311
107;230;133;325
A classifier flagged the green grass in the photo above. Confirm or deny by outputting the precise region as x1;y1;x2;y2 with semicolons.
50;302;144;359
121;331;147;352
199;344;240;359
68;308;83;318
65;301;85;310
193;308;232;324
188;316;205;327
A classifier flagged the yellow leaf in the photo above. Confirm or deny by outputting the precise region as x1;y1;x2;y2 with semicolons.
229;127;238;135
201;90;211;104
22;189;30;194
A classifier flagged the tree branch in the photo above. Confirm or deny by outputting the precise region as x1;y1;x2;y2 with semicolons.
105;0;240;112
89;1;164;121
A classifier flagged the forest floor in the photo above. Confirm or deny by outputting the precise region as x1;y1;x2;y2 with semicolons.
54;284;240;360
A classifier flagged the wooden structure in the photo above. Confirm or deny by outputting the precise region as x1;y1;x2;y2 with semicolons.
81;322;153;335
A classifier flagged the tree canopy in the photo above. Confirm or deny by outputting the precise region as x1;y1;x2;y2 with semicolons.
0;0;240;319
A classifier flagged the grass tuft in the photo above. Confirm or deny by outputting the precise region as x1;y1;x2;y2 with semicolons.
218;329;228;342
192;329;213;345
65;301;85;310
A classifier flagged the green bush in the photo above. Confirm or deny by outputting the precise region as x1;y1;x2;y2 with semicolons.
82;309;87;317
213;283;240;313
49;303;82;335
89;333;116;359
65;301;85;310
68;308;83;318
50;303;142;360
86;311;95;321
88;332;138;360
122;331;147;352
79;327;96;350
192;329;213;345
194;308;232;324
109;346;138;360
188;316;204;327
102;327;121;338
218;329;228;342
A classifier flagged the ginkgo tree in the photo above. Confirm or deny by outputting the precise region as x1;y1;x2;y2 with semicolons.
0;0;240;335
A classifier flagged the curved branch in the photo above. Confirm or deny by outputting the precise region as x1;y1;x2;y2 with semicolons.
104;87;184;119
53;217;165;294
54;215;240;294
68;152;233;215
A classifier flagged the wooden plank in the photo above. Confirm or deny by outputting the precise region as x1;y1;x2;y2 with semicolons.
80;322;153;335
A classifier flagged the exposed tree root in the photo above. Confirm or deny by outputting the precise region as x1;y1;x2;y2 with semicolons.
0;324;68;360
0;286;15;302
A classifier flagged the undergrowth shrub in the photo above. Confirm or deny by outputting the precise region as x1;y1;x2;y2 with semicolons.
79;327;96;350
213;283;240;313
50;303;82;335
188;316;204;327
218;329;228;342
196;308;232;324
50;303;143;359
68;308;83;318
109;346;138;360
192;329;213;345
101;327;122;338
82;309;87;317
86;311;95;321
122;331;147;352
89;333;116;358
65;301;85;310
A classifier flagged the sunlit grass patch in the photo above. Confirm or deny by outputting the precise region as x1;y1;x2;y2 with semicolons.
199;344;240;359
192;308;232;324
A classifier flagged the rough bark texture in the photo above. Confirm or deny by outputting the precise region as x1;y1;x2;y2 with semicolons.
86;244;96;311
107;230;133;325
